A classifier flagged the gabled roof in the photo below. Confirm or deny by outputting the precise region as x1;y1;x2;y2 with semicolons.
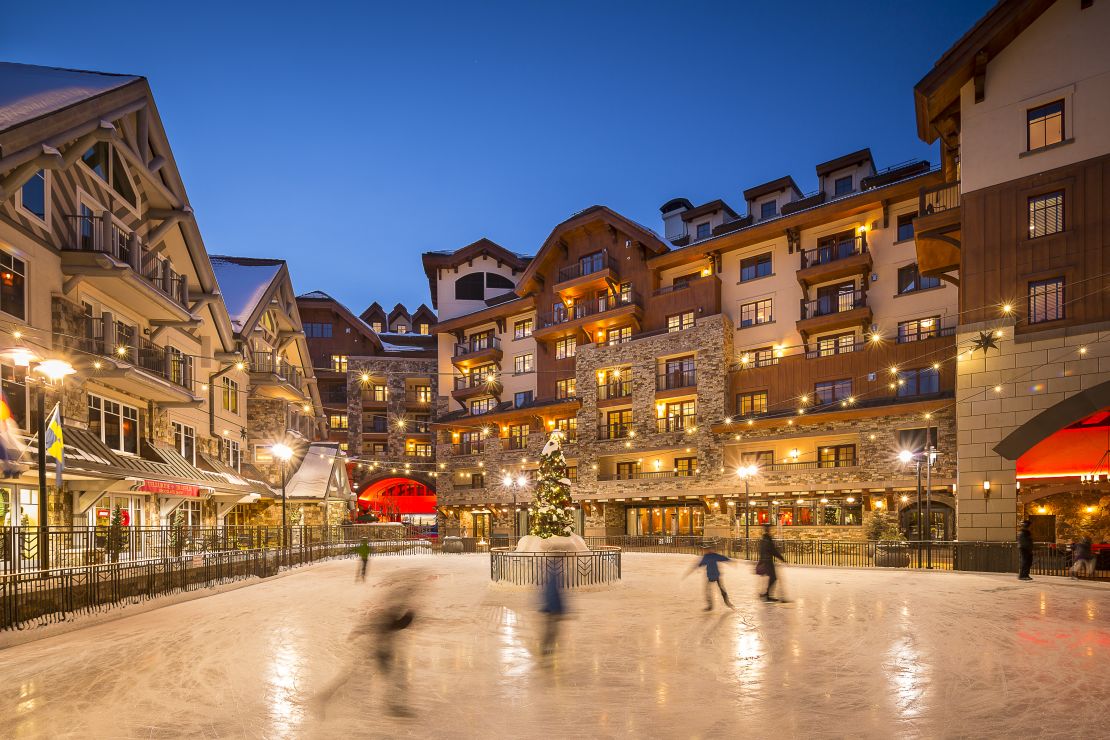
743;175;802;203
0;62;141;136
210;255;284;333
360;301;386;324
680;199;739;222
387;303;410;323
515;205;670;296
421;238;530;309
914;0;1056;143
295;290;383;351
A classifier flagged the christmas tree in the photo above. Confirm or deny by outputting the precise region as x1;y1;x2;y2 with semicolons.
528;430;575;538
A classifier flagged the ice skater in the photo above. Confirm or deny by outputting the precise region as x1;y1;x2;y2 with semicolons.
688;542;733;611
1018;519;1034;581
757;525;787;602
1071;536;1095;578
539;561;567;656
354;537;371;582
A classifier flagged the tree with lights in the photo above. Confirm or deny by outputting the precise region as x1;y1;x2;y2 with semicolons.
516;430;587;552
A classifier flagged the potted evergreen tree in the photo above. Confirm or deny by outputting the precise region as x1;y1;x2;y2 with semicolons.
106;504;124;563
865;511;910;567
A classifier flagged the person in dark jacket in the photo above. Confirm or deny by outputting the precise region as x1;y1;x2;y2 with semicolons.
758;525;787;602
1017;519;1034;581
539;561;567;655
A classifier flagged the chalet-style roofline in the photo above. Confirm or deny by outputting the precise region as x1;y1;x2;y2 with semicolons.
742;175;802;202
421;237;530;309
296;290;384;352
433;295;536;335
680;199;739;222
913;0;1055;143
815;148;874;177
515;205;669;296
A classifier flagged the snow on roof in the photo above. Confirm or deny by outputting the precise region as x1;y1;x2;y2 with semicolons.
0;62;141;133
210;256;284;331
379;339;431;352
298;290;334;300
284;443;350;501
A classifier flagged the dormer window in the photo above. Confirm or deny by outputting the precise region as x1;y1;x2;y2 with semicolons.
760;201;777;220
371;321;383;332
834;176;853;196
695;222;711;240
81;142;138;210
395;324;408;334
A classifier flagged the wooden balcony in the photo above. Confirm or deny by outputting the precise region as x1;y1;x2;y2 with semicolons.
796;236;872;288
533;291;642;341
913;181;961;281
248;351;307;401
796;290;872;341
452;336;502;369
451;373;501;403
553;250;620;299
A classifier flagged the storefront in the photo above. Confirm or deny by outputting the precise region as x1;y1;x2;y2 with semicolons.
89;494;146;527
0;485;40;526
737;496;865;528
626;503;706;536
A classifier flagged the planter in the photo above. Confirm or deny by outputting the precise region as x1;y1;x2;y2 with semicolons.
875;542;910;567
442;536;464;554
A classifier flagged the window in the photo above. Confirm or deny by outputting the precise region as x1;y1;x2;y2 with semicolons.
222;378;240;414
172;423;196;466
818;444;856;468
695;222;711;240
661;400;696;431
555;337;576;359
667;312;695;332
897;263;941;294
167;346;191;387
470;397;496;415
738;347;776;368
834;175;853;196
741;450;774;467
898;367;940;397
578;251;604;275
760;201;777;219
896;212;917;242
898;317;940;343
467;472;485;489
1028;191;1064;238
371;321;383;333
409;443;433;458
87;394;139;454
740;253;772;282
1029;278;1064;324
418;322;430;335
514;319;533;339
814;379;852;404
1;364;27;430
514;391;533;408
626;504;704;536
897;427;938;455
816;332;856;357
365;383;387;402
675;457;697;476
394;324;408;334
508;423;529;449
330;354;348;372
615;461;641;480
739;298;772;327
487;273;515;290
304;322;332;338
606;326;632;345
604;409;632;438
455;272;485;300
82;141;109;180
556;378;576;399
1027;99;1063;151
329;413;349;430
82;143;137;208
0;249;27;320
223;438;241;471
19;169;47;221
513;353;534;374
736;390;768;416
554;417;577;442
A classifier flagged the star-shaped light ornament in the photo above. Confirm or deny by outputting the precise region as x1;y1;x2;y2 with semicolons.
971;330;1000;354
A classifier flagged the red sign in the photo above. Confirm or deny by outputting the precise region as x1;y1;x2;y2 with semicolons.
139;480;200;497
96;508;131;526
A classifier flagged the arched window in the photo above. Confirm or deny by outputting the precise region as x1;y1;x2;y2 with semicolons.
455;272;485;300
486;272;515;290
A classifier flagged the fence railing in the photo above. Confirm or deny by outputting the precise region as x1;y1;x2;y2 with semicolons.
556;251;618;283
657;369;696;391
800;235;867;269
597;423;633;440
249;351;305;393
657;414;696;433
919;180;960;216
489;547;622;587
597;380;632;400
538;290;640;328
801;289;867;319
454;336;500;357
78;317;193;389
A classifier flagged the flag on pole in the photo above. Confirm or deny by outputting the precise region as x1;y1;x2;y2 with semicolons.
0;392;24;478
44;403;64;487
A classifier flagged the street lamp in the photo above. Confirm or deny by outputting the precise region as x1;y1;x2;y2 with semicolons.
272;442;294;563
899;446;938;568
736;464;759;555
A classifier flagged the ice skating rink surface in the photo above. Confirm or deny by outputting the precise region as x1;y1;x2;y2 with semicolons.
1;553;1107;739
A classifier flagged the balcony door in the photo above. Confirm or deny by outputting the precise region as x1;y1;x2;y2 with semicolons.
815;282;856;315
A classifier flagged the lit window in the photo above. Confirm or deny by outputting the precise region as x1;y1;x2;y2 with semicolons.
222;378;240;414
1027;100;1063;151
329;413;349;430
514;319;533;339
739;298;772;327
667;312;694;332
1028;191;1063;238
513;353;534;374
555;337;575;359
736;390;768;415
418;322;430;335
330;354;348;372
897;317;940;343
371;322;383;333
87;394;139;454
0;249;28;320
556;378;576;399
816;333;855;356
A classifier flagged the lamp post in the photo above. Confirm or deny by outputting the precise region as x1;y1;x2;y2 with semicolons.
736;465;758;558
899;447;937;568
4;348;75;572
272;443;293;565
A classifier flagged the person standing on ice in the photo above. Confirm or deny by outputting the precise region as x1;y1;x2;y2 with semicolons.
757;525;787;602
354;537;371;582
539;562;567;655
688;543;734;610
1017;519;1034;581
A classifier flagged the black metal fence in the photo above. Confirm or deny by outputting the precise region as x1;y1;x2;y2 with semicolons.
489;547;622;587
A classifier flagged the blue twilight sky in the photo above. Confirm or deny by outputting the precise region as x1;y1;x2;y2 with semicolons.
3;0;992;312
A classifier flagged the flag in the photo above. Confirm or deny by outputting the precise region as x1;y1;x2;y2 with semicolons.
44;403;64;487
0;392;24;478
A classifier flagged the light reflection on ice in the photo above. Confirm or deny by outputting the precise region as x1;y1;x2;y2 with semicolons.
885;635;927;719
266;635;304;737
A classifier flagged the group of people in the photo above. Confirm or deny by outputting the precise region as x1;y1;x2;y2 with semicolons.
689;524;787;609
1017;520;1101;580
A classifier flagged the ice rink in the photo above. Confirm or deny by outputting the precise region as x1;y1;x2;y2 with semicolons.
1;553;1107;739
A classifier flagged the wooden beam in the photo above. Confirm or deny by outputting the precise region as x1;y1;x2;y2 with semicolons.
973;50;989;103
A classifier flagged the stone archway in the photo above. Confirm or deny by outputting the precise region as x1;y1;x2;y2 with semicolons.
994;378;1110;461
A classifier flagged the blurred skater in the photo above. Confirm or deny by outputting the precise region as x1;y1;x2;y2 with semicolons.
354;537;370;582
1018;519;1034;581
757;525;787;602
688;542;733;611
539;562;567;656
1071;536;1095;578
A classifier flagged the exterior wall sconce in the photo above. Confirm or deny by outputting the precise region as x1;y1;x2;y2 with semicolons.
982;480;991;496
